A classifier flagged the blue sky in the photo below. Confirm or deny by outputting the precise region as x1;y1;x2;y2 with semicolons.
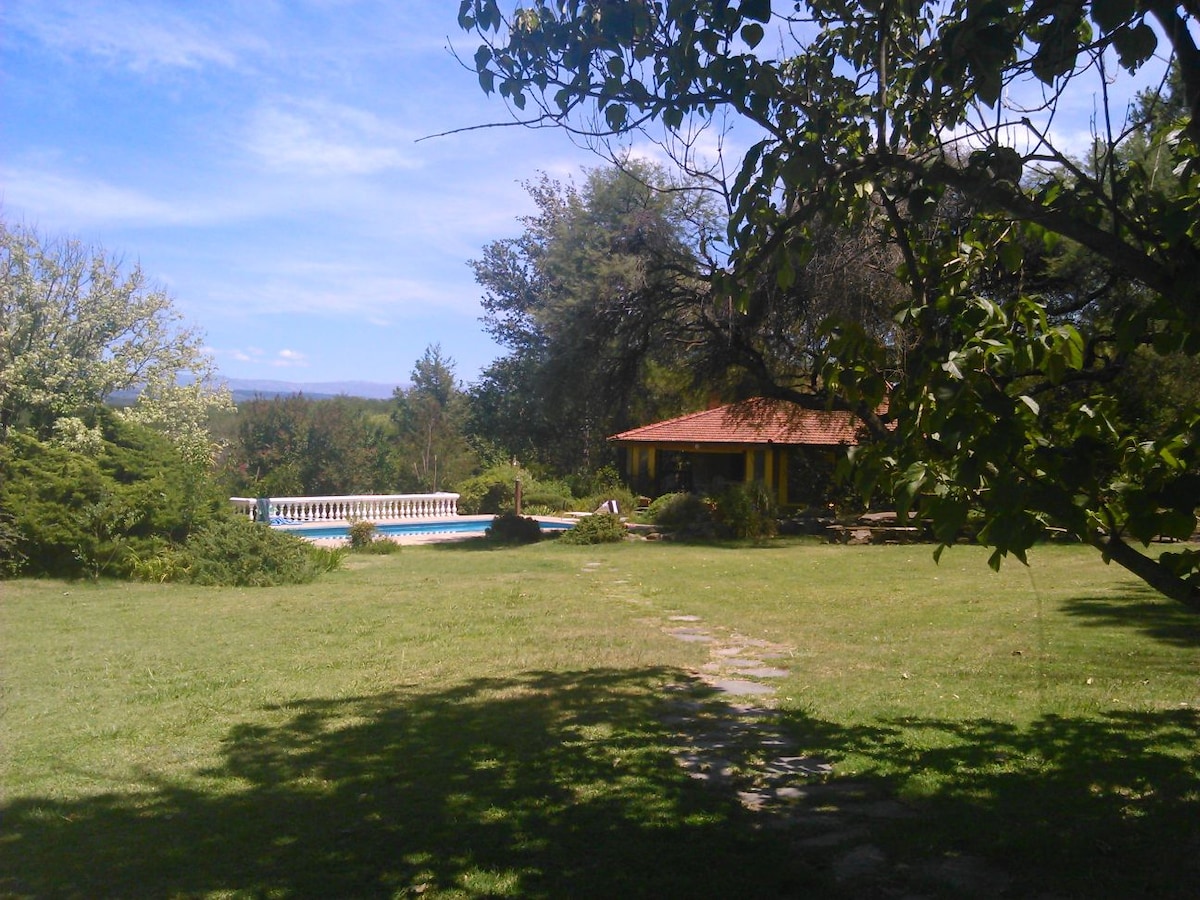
1;1;603;388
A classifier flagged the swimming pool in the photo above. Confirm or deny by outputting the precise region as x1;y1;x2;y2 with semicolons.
278;515;576;541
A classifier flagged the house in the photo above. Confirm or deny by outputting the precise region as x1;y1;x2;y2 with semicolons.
608;397;872;509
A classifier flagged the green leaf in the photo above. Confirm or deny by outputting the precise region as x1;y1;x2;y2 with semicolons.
1091;0;1137;33
740;0;771;25
776;253;795;290
1113;21;1157;71
998;239;1024;273
1158;508;1197;541
1060;325;1084;369
741;23;765;48
605;103;628;130
457;1;476;30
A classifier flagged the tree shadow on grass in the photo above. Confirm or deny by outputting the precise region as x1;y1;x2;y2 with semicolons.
1060;591;1200;647
774;705;1200;897
4;669;1198;899
0;668;832;899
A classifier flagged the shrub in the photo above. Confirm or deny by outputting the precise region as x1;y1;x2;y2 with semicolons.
559;512;626;544
347;519;378;550
712;481;779;540
346;519;399;553
356;535;402;555
455;465;577;515
0;509;26;577
521;479;574;513
647;492;716;536
566;464;625;498
485;513;543;544
0;415;222;579
577;486;639;518
455;465;521;514
129;544;187;583
308;544;350;570
172;516;338;586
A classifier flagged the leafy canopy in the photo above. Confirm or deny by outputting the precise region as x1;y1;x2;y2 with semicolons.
459;1;1200;609
468;160;723;471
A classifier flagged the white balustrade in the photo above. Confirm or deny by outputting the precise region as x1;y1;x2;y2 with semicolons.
230;492;460;524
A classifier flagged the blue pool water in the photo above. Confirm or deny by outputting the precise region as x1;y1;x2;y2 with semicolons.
279;517;575;540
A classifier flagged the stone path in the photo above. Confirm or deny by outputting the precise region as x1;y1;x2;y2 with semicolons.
590;562;1015;896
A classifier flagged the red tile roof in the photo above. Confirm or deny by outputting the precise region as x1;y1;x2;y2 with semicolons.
609;398;869;447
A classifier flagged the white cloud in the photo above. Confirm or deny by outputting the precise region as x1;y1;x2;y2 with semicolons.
7;0;251;72
0;163;291;232
204;265;476;320
274;349;309;368
209;345;311;370
245;99;422;176
0;165;196;228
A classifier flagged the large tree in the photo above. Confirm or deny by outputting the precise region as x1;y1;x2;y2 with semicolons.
0;220;231;464
223;394;392;496
468;160;723;472
390;345;478;491
458;1;1200;609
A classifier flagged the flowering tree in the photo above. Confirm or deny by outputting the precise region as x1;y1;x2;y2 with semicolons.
0;220;231;464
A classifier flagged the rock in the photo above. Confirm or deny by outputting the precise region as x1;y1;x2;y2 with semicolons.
833;844;888;882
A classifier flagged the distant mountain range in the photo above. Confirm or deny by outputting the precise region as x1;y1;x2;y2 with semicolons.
105;378;408;406
224;378;405;401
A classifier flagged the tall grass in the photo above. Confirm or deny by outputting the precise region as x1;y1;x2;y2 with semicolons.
2;540;1197;897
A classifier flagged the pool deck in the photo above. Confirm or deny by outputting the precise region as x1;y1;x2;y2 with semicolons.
278;515;579;546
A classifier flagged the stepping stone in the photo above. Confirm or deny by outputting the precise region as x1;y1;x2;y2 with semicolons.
718;658;765;668
737;789;772;810
793;826;867;849
668;614;701;621
764;756;834;777
798;782;877;806
727;703;772;717
666;627;713;643
734;666;789;678
706;677;777;696
856;799;918;820
918;855;1012;895
660;713;697;727
832;844;887;882
757;736;795;750
688;738;733;752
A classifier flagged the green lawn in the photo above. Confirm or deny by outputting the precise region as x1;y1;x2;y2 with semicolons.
2;539;1197;898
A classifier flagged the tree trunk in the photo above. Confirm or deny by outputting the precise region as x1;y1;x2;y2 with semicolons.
1090;534;1200;613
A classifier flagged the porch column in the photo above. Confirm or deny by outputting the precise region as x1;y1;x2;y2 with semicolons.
776;449;788;507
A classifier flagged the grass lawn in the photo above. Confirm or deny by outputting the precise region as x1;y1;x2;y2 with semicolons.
2;539;1198;898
